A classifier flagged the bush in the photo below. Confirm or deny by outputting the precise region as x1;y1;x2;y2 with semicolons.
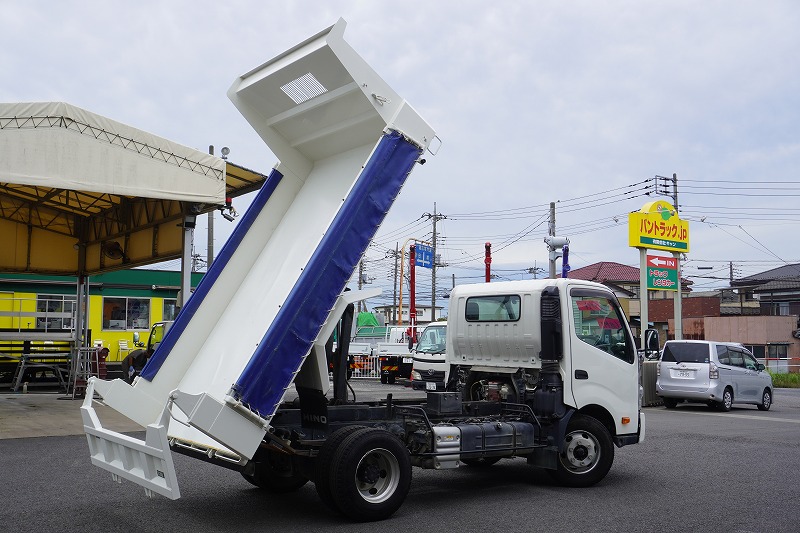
768;371;800;388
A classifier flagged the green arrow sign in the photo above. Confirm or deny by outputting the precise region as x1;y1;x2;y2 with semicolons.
646;255;678;291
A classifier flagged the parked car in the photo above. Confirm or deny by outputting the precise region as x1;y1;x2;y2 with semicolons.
655;340;773;411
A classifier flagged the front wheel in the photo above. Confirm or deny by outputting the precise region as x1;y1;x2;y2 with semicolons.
549;414;614;488
757;389;772;411
663;397;678;409
329;428;411;522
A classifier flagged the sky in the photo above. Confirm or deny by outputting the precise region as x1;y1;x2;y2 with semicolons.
3;0;799;314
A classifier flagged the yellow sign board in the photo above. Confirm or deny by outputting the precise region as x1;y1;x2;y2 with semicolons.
628;200;690;253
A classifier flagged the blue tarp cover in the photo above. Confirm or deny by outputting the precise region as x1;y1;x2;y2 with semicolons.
233;132;421;415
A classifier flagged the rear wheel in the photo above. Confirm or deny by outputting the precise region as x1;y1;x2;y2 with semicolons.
380;374;388;384
329;427;411;522
387;374;396;384
549;414;614;487
241;449;308;493
757;389;772;411
717;387;733;411
314;425;365;509
663;397;678;409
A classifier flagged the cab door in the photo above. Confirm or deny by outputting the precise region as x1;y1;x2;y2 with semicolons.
567;288;639;436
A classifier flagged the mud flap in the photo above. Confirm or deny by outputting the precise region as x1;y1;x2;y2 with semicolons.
81;379;181;499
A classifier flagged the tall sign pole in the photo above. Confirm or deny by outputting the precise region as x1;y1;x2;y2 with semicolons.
629;200;690;344
409;244;417;341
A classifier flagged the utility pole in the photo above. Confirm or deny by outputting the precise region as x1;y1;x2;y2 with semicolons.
424;205;446;321
545;202;568;279
432;203;438;321
207;145;215;268
392;243;399;324
548;202;556;279
672;173;679;211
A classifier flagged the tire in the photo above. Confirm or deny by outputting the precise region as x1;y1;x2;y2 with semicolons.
663;397;678;409
315;425;366;510
329;427;411;522
387;374;396;385
717;388;733;411
241;449;308;493
549;414;614;488
757;389;772;411
461;456;501;467
380;374;388;384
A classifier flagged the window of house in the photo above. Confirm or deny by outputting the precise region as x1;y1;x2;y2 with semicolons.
36;294;76;330
771;302;790;316
744;345;766;360
768;344;788;359
103;297;150;330
162;299;178;322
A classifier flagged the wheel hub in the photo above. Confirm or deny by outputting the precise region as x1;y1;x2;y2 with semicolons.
563;431;598;470
358;462;382;484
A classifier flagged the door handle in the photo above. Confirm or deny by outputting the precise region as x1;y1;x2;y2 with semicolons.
575;369;589;380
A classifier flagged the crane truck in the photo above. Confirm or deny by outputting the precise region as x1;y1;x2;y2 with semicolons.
80;19;653;522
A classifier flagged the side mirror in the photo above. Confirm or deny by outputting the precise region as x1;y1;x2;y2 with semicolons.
757;363;765;371
644;328;660;359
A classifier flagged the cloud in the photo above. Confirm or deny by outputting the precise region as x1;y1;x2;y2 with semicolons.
2;0;799;300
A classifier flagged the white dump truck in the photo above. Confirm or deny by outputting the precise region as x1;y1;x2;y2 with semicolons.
81;19;651;522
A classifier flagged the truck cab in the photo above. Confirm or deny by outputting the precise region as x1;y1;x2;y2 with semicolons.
445;278;644;447
411;322;448;391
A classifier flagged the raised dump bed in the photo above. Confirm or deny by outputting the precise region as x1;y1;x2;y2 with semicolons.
82;18;436;498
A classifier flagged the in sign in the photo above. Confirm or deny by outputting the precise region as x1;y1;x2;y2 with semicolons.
647;255;677;269
646;254;679;292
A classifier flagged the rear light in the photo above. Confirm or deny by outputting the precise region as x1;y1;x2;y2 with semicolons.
709;362;719;379
656;364;660;377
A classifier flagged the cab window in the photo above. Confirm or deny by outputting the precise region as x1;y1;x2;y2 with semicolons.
465;295;520;322
571;290;634;364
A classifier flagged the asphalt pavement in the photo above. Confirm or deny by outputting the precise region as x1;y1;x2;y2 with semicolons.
1;384;798;532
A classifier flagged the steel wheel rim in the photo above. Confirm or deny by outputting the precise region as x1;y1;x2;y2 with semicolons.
723;390;732;409
560;430;600;474
354;448;400;503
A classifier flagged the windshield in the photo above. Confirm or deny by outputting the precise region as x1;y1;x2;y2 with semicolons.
416;325;447;354
661;342;710;363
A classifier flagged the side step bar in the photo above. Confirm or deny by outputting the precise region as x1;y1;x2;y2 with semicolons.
81;378;181;499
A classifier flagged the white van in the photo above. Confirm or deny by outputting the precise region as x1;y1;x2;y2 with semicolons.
655;340;773;411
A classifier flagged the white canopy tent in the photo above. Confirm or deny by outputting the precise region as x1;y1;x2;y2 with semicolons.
1;102;225;203
0;101;268;350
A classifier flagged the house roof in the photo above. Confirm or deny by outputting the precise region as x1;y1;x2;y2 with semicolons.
567;261;692;291
733;263;800;285
751;279;800;292
567;262;641;283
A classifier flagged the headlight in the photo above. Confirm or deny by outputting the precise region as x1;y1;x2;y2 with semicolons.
411;370;421;381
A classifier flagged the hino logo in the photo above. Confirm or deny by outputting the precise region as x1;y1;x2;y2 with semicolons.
302;413;327;424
